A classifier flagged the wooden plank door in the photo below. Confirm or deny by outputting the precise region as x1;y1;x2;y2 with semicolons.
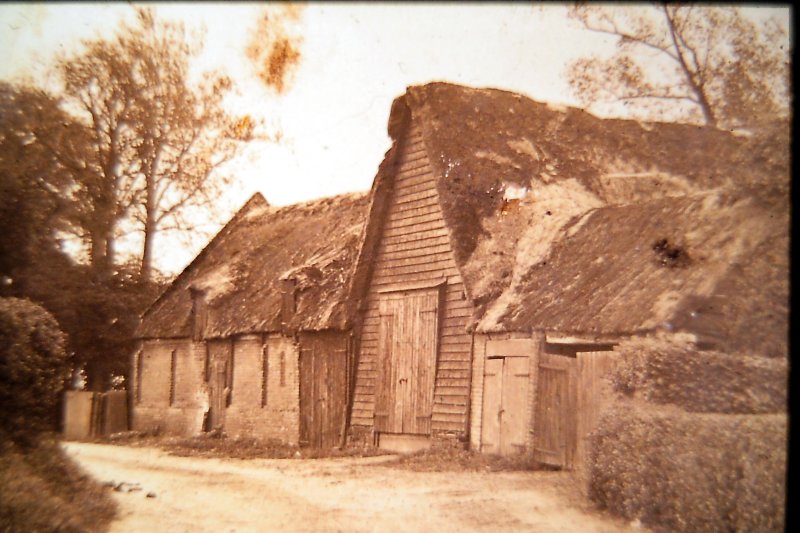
533;353;576;468
300;334;349;448
207;341;232;431
480;357;503;454
481;356;530;455
375;288;439;435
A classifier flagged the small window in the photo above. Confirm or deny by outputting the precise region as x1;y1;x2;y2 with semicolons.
135;350;143;404
279;350;286;386
261;343;269;407
169;349;177;406
190;289;207;341
227;344;235;406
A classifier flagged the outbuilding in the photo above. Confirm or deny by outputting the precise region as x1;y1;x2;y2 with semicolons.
132;192;369;448
347;82;787;464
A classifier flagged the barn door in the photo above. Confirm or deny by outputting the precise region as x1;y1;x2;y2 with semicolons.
481;356;530;455
300;334;348;448
533;353;577;468
375;288;439;435
207;341;232;431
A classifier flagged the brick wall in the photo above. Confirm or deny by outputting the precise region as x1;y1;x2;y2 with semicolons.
132;339;207;435
134;333;301;443
224;334;301;444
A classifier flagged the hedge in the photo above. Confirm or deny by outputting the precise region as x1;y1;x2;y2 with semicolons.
589;401;786;532
611;336;787;414
0;297;70;443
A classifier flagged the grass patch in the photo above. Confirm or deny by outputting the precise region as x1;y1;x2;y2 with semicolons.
0;435;117;533
100;430;390;460
375;446;549;472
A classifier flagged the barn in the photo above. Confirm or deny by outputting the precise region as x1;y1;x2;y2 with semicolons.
347;82;788;462
132;192;369;448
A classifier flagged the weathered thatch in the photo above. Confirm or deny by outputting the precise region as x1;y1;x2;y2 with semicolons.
477;192;787;356
137;192;369;339
373;83;787;355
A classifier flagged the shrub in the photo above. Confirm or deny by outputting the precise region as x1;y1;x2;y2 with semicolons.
611;336;787;414
0;297;70;443
590;401;786;532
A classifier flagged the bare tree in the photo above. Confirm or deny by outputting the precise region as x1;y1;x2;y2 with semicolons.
566;4;790;128
56;8;254;281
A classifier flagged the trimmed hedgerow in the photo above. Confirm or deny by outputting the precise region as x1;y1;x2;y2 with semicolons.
611;336;787;414
589;401;786;532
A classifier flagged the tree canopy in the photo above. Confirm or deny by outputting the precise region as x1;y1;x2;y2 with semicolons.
56;8;255;281
567;5;790;128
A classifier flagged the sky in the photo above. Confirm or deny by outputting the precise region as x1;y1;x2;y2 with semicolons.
0;2;791;275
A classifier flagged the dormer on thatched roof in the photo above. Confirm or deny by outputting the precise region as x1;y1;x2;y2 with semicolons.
137;191;370;340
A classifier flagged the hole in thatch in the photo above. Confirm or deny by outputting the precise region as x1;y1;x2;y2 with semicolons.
652;238;690;268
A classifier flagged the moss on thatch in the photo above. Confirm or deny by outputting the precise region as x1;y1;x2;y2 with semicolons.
138;192;369;339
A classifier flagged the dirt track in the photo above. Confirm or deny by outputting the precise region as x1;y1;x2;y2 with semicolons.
64;442;638;533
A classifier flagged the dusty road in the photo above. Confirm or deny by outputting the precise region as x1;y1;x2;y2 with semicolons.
64;442;638;533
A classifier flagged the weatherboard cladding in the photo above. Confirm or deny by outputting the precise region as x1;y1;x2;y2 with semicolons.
136;192;369;340
351;120;474;435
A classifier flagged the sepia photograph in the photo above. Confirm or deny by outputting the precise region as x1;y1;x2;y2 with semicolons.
0;2;790;532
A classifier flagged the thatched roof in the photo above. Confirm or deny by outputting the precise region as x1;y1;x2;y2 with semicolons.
137;192;369;339
367;82;788;354
481;192;788;356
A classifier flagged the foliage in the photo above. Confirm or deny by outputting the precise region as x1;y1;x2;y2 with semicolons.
589;401;786;532
0;82;76;287
567;5;790;128
0;438;117;532
0;298;70;443
54;7;254;281
611;336;788;414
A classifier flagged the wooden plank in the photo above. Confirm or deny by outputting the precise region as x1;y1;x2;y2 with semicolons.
389;191;441;214
394;165;434;184
379;242;453;261
375;251;454;270
373;308;393;432
372;269;454;286
486;339;538;358
382;219;448;239
500;356;530;455
394;165;433;186
380;226;450;245
385;204;442;225
384;211;444;231
392;188;439;206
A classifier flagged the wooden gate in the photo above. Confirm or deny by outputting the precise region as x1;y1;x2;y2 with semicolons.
533;353;577;468
374;287;440;435
299;332;349;448
207;340;232;431
481;356;530;455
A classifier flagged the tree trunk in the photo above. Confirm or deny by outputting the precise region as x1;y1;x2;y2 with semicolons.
85;360;108;392
90;230;109;277
139;218;155;282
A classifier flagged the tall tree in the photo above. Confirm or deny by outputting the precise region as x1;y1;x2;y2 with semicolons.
0;82;76;290
566;5;790;128
56;8;253;281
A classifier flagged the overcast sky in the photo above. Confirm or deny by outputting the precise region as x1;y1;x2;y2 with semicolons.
0;3;791;275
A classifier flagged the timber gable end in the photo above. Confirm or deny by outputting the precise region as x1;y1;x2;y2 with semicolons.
351;120;474;436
